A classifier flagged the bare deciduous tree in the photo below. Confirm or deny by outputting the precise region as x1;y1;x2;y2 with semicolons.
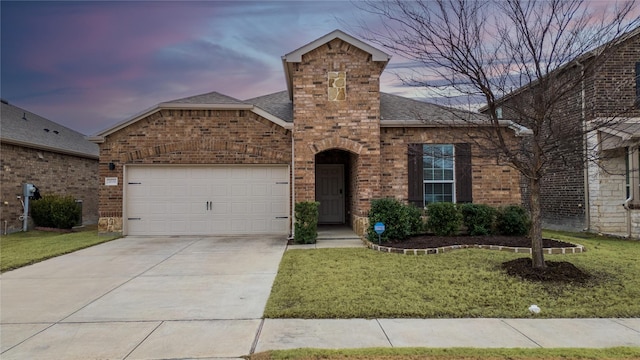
358;0;639;268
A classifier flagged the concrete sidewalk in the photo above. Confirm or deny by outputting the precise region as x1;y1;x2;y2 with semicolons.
255;318;640;352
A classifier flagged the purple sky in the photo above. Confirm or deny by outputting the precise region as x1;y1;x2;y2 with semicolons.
1;1;422;135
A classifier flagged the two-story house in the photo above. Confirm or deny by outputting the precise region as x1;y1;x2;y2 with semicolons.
483;27;640;238
89;30;526;237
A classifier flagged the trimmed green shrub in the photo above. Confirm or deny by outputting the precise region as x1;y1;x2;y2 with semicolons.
426;202;462;236
496;205;531;236
30;194;81;229
367;198;422;242
405;204;425;235
460;203;496;236
294;201;319;244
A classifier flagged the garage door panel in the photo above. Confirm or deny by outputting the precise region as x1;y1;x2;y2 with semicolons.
126;166;288;236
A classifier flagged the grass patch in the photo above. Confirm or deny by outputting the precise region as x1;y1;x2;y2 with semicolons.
264;231;640;318
1;225;121;272
249;347;640;359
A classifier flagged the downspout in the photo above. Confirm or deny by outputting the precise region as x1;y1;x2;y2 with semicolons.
577;61;591;232
623;146;636;238
289;133;295;240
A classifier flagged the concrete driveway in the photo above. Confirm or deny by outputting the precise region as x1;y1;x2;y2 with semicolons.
0;235;287;359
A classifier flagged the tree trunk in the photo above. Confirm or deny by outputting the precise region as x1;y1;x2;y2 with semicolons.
528;177;546;269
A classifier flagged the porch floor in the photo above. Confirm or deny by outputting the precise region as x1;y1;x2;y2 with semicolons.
287;224;364;250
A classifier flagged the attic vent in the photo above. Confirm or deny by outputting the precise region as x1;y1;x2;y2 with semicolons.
44;128;50;132
53;130;59;134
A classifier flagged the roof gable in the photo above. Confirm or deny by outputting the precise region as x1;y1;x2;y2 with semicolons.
282;29;391;100
167;91;248;105
0;100;98;158
282;29;390;63
90;91;292;141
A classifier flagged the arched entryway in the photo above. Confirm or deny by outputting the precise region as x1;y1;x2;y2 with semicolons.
315;149;356;225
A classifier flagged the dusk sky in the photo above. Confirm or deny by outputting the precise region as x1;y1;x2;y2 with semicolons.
1;0;421;135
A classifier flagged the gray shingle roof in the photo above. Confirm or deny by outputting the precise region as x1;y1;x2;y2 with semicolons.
380;93;485;122
166;91;246;105
0;100;98;158
243;91;484;124
245;91;293;122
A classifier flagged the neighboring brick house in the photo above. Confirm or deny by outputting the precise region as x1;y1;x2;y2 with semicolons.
89;30;526;236
0;100;99;233
482;27;640;237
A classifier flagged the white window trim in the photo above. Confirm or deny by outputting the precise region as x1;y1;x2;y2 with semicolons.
422;144;456;206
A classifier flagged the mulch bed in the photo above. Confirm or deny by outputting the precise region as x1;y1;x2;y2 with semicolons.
380;234;576;249
381;234;590;283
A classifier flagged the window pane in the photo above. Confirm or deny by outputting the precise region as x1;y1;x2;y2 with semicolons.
424;169;433;181
444;169;453;180
424;182;454;204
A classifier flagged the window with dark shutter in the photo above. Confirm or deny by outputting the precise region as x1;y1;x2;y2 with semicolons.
408;143;473;206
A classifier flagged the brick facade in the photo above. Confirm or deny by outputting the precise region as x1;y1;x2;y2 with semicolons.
587;32;640;237
0;143;98;233
380;127;522;206
96;109;291;232
492;29;640;236
291;38;386;228
94;30;524;236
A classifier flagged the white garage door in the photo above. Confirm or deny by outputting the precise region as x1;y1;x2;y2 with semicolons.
125;166;289;236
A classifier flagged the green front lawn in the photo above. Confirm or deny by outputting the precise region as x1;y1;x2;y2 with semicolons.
1;225;121;272
264;231;640;318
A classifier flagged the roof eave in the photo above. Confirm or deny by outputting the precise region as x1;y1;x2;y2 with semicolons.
251;107;293;130
380;119;533;135
91;102;291;140
0;138;99;159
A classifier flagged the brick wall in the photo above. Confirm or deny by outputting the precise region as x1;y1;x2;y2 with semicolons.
0;143;98;233
591;33;640;119
97;109;292;232
492;32;640;232
495;66;587;230
291;38;386;220
380;127;522;206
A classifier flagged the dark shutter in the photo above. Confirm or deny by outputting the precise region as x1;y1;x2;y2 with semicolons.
636;62;640;108
455;143;473;203
408;144;424;207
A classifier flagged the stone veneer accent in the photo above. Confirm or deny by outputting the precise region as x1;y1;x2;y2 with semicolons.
364;238;585;255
